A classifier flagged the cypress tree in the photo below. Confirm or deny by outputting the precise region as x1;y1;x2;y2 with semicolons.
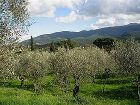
30;36;34;51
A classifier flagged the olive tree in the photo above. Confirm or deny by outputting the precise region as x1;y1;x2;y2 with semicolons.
48;48;70;92
85;47;115;82
0;45;16;81
112;38;140;103
112;38;140;75
49;48;91;93
67;48;89;86
0;0;29;83
15;51;49;91
85;47;117;92
0;0;29;43
49;47;116;95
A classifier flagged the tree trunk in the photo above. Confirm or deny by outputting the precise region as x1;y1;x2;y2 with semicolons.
92;75;96;83
102;81;105;93
137;76;140;105
137;85;140;105
20;79;24;87
102;79;106;93
33;79;41;93
19;75;25;88
63;75;68;93
73;76;79;86
73;75;80;97
34;83;40;92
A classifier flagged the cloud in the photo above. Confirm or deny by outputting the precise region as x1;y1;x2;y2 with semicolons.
28;0;140;28
76;0;140;29
28;0;81;17
55;11;91;23
91;14;140;29
90;17;116;29
56;11;78;23
78;0;140;16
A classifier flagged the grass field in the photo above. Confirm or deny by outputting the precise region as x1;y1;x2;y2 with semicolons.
0;75;137;105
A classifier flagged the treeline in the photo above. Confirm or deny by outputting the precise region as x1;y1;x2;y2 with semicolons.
32;37;114;52
32;39;78;52
49;39;78;52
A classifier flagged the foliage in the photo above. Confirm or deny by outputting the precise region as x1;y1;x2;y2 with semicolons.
48;48;70;90
111;38;140;104
15;51;49;90
93;38;114;52
49;39;78;52
0;45;16;81
0;37;139;103
49;47;117;91
50;42;56;52
0;0;29;43
112;38;140;75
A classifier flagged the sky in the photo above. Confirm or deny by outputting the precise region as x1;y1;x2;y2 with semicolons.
21;0;140;41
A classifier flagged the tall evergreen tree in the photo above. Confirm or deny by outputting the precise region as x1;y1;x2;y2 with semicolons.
30;36;34;51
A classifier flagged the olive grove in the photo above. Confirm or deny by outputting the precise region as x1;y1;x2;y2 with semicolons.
48;47;117;94
0;0;140;101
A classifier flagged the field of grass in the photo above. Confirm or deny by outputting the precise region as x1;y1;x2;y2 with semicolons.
0;75;137;105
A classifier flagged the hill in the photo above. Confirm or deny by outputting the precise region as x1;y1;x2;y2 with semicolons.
21;23;140;45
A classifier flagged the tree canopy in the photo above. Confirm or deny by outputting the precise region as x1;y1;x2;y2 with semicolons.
93;38;114;52
0;0;29;44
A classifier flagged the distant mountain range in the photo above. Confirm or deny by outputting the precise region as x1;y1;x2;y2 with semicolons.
21;23;140;45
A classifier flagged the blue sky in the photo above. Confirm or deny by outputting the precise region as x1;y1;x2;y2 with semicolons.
29;16;96;36
21;0;140;41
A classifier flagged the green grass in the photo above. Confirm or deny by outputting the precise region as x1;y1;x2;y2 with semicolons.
0;76;138;105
